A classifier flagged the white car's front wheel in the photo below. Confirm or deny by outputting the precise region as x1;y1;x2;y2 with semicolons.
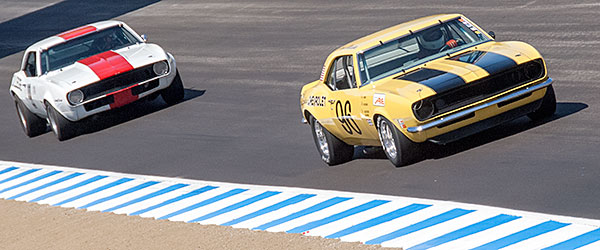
161;70;184;105
46;104;76;141
15;98;47;137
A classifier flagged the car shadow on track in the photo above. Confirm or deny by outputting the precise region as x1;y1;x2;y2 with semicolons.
66;88;205;140
425;102;588;160
356;102;588;166
0;0;160;59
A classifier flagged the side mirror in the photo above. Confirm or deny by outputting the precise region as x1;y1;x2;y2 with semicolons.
140;34;148;42
488;31;496;39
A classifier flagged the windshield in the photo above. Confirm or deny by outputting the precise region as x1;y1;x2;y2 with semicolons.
358;18;491;85
41;26;140;74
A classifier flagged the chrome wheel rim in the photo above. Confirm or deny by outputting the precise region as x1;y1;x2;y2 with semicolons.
47;108;58;135
378;119;397;159
313;120;330;162
16;103;27;130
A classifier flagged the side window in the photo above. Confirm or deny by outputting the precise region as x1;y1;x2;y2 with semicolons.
345;56;356;88
23;52;37;77
325;56;356;91
41;52;49;75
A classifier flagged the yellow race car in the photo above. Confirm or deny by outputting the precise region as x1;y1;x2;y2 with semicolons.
300;14;555;167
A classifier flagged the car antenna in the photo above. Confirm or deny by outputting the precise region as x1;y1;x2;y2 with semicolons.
438;20;443;24
409;30;413;35
379;40;383;45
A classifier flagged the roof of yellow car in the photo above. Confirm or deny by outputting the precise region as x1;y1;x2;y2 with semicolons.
337;13;462;53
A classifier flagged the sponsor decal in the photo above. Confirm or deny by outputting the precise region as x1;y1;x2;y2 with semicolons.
335;100;362;135
366;119;373;126
373;93;385;107
11;81;21;91
458;18;480;34
307;96;326;107
78;51;133;80
57;26;97;40
397;119;407;129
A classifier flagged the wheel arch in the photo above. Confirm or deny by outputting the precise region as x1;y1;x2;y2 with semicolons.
303;110;314;125
371;111;416;142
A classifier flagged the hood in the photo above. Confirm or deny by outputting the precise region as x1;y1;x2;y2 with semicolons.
45;43;168;90
374;41;535;100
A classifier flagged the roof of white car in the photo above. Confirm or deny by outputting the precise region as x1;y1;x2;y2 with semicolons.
27;20;125;52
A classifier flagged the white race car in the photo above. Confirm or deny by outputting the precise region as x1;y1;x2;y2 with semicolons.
9;20;184;140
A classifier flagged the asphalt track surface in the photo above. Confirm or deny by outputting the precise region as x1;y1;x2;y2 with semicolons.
0;0;599;221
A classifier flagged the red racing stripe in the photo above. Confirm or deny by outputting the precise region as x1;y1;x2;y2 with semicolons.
78;51;134;80
57;26;97;40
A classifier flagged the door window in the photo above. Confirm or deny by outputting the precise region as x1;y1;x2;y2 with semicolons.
325;55;357;90
23;52;37;77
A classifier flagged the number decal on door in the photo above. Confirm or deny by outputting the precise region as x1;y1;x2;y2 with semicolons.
335;100;362;135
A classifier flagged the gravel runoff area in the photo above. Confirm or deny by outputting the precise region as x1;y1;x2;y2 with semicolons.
0;199;396;250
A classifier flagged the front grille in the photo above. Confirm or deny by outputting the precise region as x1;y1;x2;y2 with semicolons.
84;95;114;111
83;79;160;111
79;62;163;102
412;59;545;121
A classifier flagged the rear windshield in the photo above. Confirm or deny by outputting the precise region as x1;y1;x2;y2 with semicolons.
358;18;491;85
41;26;140;74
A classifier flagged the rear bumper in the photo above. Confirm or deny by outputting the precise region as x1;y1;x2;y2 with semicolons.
407;77;553;134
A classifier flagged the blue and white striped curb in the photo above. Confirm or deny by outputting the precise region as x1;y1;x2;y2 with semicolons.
1;160;599;249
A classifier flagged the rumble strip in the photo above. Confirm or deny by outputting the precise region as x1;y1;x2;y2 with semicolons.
0;160;599;249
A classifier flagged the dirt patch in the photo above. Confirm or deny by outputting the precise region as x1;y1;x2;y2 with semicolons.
0;199;397;249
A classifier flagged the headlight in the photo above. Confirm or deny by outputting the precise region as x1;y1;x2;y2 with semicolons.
412;99;435;121
524;60;543;79
153;61;168;75
67;89;84;105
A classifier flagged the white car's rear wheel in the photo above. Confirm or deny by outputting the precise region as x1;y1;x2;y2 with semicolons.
310;116;354;165
46;104;77;141
15;98;47;137
377;117;421;167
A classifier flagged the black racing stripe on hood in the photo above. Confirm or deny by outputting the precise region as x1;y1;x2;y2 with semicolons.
395;68;466;93
448;51;517;75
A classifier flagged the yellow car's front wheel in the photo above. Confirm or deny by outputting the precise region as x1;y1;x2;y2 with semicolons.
527;85;556;121
310;116;353;166
377;117;422;167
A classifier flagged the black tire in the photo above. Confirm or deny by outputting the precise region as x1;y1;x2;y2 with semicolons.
310;116;354;166
161;70;184;105
46;104;77;141
376;116;421;167
15;98;47;137
527;85;556;121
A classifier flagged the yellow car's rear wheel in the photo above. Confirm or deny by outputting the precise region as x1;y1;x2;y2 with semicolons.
310;116;353;166
377;117;421;167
